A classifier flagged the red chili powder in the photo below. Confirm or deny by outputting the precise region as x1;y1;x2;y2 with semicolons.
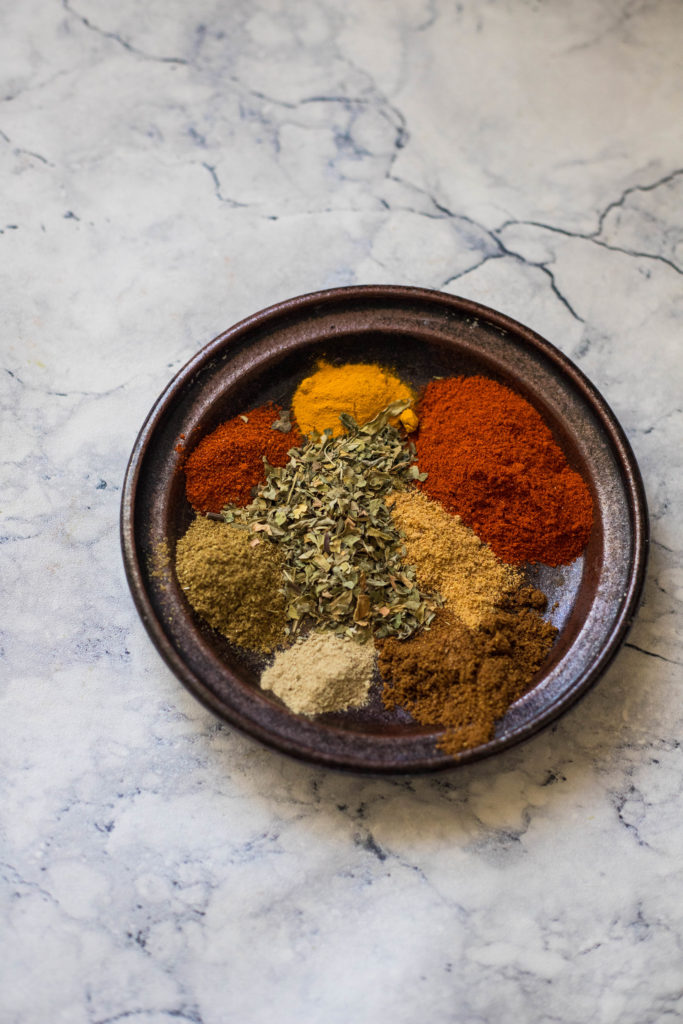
184;403;302;513
415;376;594;566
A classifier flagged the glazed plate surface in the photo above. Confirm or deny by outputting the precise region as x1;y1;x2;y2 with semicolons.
120;286;648;773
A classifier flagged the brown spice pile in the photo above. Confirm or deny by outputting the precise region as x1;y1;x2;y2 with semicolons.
378;587;557;754
389;489;521;628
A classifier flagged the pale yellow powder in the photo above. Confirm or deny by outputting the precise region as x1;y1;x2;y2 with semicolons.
260;632;375;716
389;489;521;628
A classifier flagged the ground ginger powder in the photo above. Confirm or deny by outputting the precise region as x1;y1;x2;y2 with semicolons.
260;632;375;715
389;489;521;628
292;360;417;437
175;516;287;653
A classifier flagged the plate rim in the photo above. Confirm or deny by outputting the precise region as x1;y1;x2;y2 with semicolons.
120;284;649;773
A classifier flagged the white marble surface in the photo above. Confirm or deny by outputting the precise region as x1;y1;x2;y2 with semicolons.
1;1;682;1021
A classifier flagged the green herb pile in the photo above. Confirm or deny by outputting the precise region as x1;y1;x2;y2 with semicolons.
222;401;441;640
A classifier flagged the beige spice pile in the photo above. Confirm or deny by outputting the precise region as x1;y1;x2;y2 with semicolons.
260;632;375;715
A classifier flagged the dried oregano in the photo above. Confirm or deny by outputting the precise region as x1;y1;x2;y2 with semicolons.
222;401;441;640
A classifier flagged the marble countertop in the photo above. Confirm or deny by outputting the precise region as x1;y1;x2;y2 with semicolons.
2;1;682;1021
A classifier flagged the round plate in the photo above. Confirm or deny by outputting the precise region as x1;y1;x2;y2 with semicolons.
120;286;648;773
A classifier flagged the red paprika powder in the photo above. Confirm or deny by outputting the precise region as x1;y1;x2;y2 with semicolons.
415;376;593;565
184;403;302;514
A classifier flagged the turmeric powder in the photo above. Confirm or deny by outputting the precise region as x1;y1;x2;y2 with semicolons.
292;360;417;437
378;594;557;755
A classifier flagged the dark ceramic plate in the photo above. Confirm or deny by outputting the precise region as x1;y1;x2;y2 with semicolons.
121;286;648;773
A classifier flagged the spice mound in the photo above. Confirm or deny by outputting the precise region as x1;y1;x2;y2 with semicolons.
184;403;302;513
388;489;521;629
175;516;287;653
379;587;558;754
415;376;594;565
261;632;375;716
224;402;439;640
292;360;417;437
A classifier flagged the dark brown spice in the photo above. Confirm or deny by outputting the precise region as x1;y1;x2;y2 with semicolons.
378;586;557;753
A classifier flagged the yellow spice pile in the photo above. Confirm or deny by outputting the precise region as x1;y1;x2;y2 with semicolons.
292;360;418;436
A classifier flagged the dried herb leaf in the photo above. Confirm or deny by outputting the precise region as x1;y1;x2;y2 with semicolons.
270;409;293;433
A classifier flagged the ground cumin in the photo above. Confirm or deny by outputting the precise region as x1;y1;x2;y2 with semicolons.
378;588;557;754
415;376;594;565
175;516;287;652
389;489;521;628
